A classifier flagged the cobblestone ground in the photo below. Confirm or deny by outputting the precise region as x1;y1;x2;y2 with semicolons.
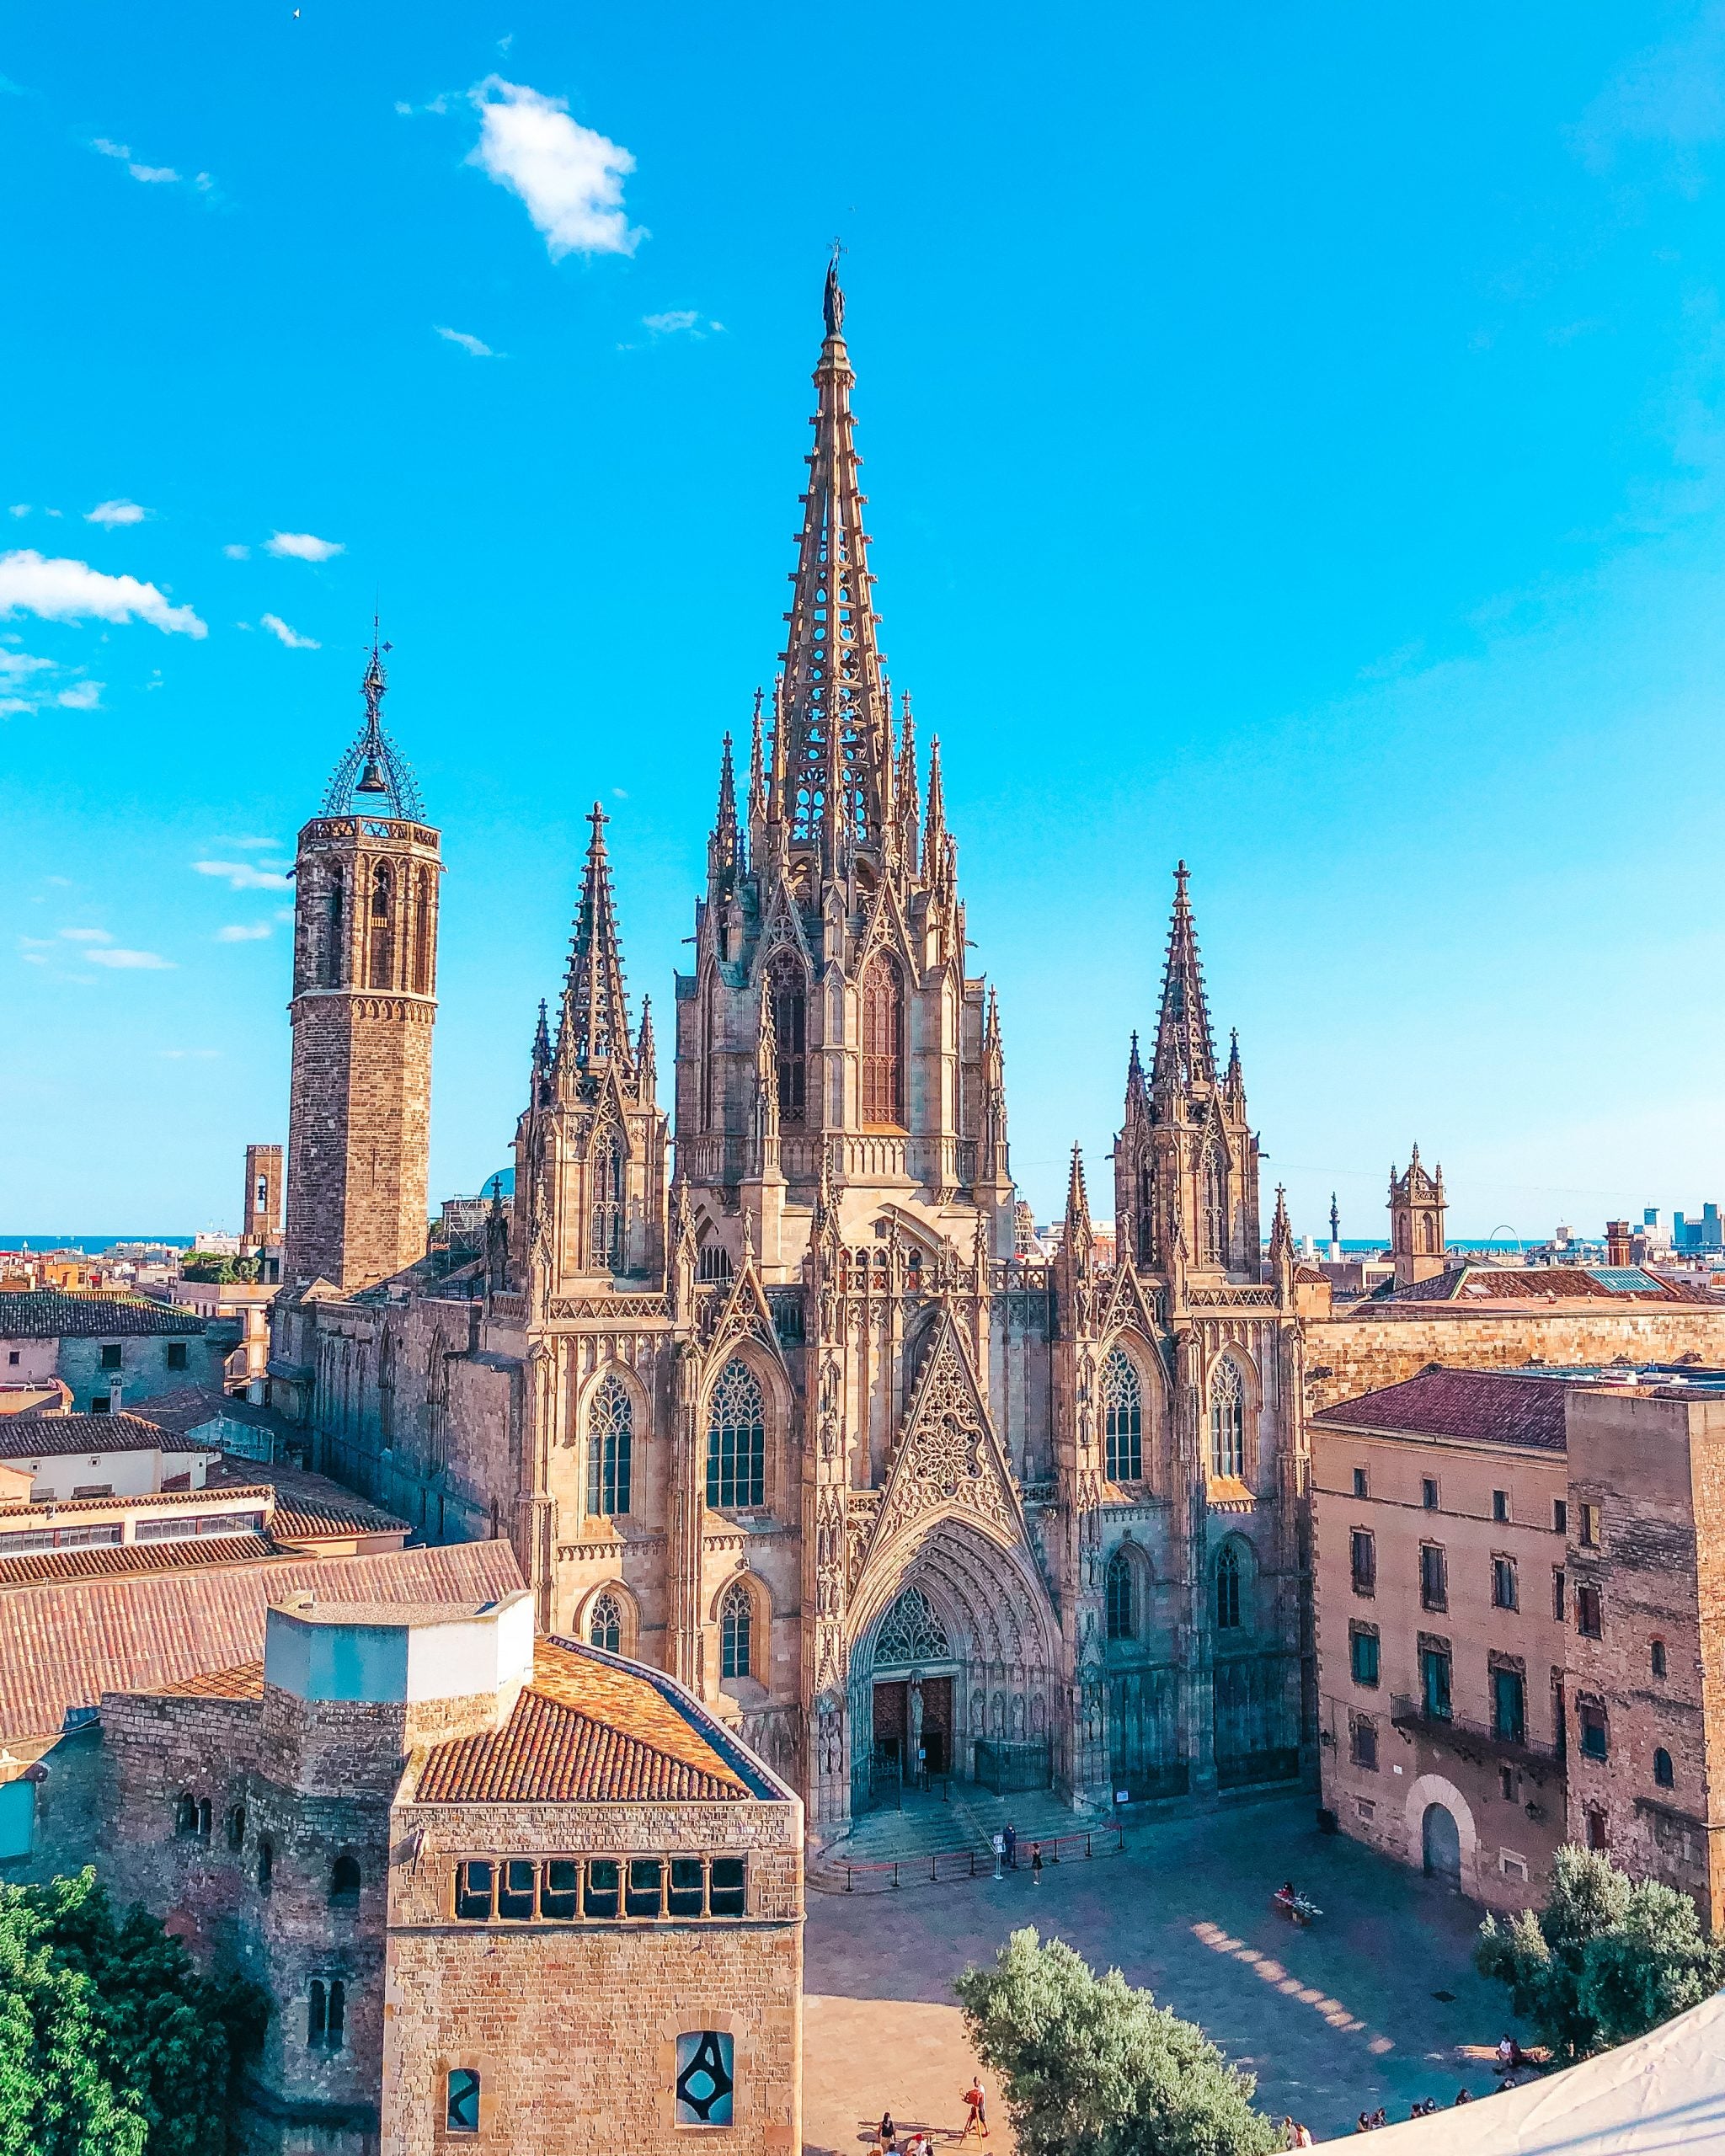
803;1794;1513;2153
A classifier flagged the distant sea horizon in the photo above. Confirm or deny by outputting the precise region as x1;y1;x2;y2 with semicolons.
2;1235;202;1251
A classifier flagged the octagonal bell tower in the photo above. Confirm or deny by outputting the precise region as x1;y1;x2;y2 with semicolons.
282;638;442;1294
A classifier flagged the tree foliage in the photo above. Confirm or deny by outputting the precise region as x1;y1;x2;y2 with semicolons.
1476;1844;1724;2063
0;1871;266;2156
956;1926;1280;2156
179;1255;256;1286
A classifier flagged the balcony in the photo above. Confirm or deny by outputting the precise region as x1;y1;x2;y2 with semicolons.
1390;1694;1560;1771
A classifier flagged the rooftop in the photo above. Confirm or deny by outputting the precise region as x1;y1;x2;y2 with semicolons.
412;1638;783;1806
0;1292;205;1339
1365;1263;1714;1308
1313;1360;1725;1453
0;1413;219;1462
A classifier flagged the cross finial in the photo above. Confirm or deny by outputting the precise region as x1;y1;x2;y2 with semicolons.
587;800;610;844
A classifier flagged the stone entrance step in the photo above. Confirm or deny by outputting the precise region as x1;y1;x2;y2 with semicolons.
811;1785;1119;1892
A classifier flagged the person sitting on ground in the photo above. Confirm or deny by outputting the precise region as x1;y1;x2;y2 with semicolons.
1455;2088;1473;2105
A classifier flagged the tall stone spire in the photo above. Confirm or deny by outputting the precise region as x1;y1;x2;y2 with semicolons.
775;253;893;869
1151;862;1215;1091
555;803;634;1084
708;732;741;890
1064;1142;1092;1248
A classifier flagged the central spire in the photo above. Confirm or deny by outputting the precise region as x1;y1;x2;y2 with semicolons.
1151;862;1216;1091
555;803;634;1082
773;256;893;868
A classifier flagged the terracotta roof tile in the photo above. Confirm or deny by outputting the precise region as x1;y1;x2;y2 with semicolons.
1375;1263;1701;1306
414;1641;751;1805
0;1293;204;1339
0;1535;276;1588
1313;1367;1570;1452
0;1537;523;1741
152;1661;264;1700
0;1413;219;1461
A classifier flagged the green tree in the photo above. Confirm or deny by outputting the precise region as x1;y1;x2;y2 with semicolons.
0;1872;266;2156
179;1255;256;1286
956;1926;1280;2156
1476;1844;1723;2063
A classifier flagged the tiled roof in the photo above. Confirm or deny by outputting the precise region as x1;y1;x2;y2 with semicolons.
125;1385;290;1441
0;1293;205;1339
0;1537;523;1741
0;1535;276;1588
0;1413;219;1462
414;1641;753;1805
1313;1367;1570;1453
205;1456;407;1540
153;1661;264;1700
1372;1264;1701;1306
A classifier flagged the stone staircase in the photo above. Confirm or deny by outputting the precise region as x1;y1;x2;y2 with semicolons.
810;1783;1118;1892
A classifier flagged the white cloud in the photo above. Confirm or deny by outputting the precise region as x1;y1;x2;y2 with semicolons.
85;499;148;526
216;835;282;851
223;543;249;559
435;325;499;358
0;551;206;636
8;505;29;519
55;680;102;710
84;947;174;969
194;860;291;890
129;163;179;184
91;136;130;159
216;923;272;942
0;648;53;683
59;927;112;942
467;76;642;260
644;309;699;335
265;531;342;562
260;612;319;648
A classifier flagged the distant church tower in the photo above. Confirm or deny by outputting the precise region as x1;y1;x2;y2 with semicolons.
282;639;441;1293
1389;1145;1446;1288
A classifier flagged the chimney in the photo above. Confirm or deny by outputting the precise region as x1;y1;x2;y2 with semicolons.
1605;1219;1632;1267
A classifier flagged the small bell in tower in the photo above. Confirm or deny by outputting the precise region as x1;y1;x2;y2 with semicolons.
355;755;389;795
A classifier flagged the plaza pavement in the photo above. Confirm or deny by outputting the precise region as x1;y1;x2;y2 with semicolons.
803;1792;1514;2153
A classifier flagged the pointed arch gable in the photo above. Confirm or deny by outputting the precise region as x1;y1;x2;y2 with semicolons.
754;870;816;972
854;873;921;985
572;1579;640;1658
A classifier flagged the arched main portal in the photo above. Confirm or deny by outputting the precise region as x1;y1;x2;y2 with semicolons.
847;1517;1058;1810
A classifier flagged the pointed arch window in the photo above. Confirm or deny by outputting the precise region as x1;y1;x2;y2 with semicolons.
585;1372;633;1517
411;865;432;994
1200;1143;1226;1265
1137;1166;1155;1266
861;953;904;1127
768;954;808;1126
706;1358;766;1510
588;1122;625;1273
1105;1549;1136;1640
1101;1348;1143;1481
319;865;346;988
1210;1358;1246;1480
874;1586;950;1667
701;979;720;1130
589;1591;623;1654
1215;1544;1242;1630
367;861;393;990
719;1582;753;1678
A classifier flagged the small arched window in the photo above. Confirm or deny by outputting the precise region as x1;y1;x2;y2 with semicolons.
768;955;808;1126
1200;1144;1226;1265
1215;1544;1242;1630
1137;1166;1154;1266
1654;1747;1675;1789
174;1792;199;1836
329;1852;361;1905
720;1582;753;1679
589;1591;623;1655
585;1373;633;1517
307;1977;346;2051
1210;1359;1246;1480
196;1798;212;1841
1105;1550;1135;1641
697;1240;734;1285
860;953;903;1126
588;1122;625;1273
411;865;433;994
226;1803;247;1853
256;1837;275;1892
701;979;720;1129
322;865;344;987
1652;1638;1668;1679
1101;1348;1143;1481
707;1358;766;1510
368;861;393;990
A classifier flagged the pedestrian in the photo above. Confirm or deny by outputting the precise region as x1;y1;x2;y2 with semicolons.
1031;1842;1044;1886
1292;2125;1314;2148
1455;2088;1473;2105
1004;1820;1017;1870
962;2077;991;2139
990;1830;1004;1881
879;2111;897;2151
1354;2116;1371;2136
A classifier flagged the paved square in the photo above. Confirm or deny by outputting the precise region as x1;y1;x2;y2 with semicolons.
804;1795;1510;2152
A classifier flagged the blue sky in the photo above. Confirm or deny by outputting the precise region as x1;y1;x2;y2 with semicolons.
6;3;1725;1241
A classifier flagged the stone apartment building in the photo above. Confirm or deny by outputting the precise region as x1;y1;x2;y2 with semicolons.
99;1590;804;2155
0;1289;228;1413
1312;1362;1725;1924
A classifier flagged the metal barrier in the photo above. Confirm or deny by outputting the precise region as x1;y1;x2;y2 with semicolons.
819;1822;1126;1895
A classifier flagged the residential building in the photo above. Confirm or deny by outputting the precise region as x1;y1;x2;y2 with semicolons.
1313;1362;1725;1924
0;1289;224;1414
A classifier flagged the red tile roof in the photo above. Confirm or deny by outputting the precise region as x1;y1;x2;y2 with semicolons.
0;1535;275;1588
0;1293;204;1339
1373;1264;1702;1306
0;1537;523;1741
0;1413;220;1461
153;1662;264;1700
414;1641;755;1806
1312;1367;1570;1453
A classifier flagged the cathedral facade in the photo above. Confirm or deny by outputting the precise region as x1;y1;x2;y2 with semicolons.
271;264;1316;1827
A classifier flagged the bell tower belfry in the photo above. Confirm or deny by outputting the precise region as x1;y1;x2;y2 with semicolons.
1389;1145;1447;1287
282;638;442;1294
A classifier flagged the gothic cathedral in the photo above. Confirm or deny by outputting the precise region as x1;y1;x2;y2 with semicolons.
271;264;1311;1828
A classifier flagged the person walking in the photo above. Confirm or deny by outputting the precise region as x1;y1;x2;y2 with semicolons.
1003;1820;1017;1870
878;2111;897;2151
1030;1842;1044;1886
962;2078;991;2139
990;1830;1004;1881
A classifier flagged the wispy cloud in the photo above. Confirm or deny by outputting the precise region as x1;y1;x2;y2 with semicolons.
0;551;205;636
214;835;281;851
194;860;291;890
216;923;273;942
89;135;213;195
84;946;174;969
435;325;500;358
265;531;342;563
85;499;148;526
394;93;450;117
54;680;102;710
59;927;112;943
1573;8;1725;187
260;612;318;648
467;77;643;260
222;543;250;560
644;309;699;335
8;505;29;519
158;1049;220;1059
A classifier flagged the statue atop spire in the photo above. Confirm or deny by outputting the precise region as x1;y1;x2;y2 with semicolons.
321;622;425;821
823;243;846;338
1151;862;1215;1092
555;803;634;1084
774;258;893;869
